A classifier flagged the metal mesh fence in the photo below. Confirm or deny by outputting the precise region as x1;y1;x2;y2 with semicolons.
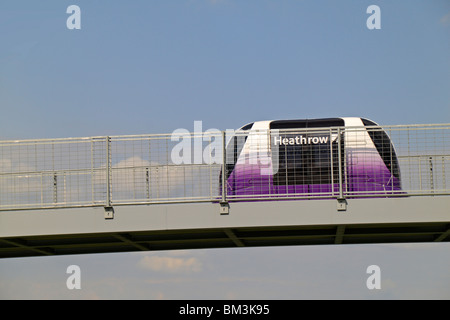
109;133;222;204
0;124;449;210
0;137;107;209
389;125;450;195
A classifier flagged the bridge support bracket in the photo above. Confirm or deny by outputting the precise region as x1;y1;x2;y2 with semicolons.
337;198;347;211
219;202;229;215
104;206;114;219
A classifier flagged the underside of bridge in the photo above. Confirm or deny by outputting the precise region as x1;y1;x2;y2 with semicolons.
1;222;450;259
1;197;449;259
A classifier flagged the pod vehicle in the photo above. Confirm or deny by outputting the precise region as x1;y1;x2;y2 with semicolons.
222;117;401;199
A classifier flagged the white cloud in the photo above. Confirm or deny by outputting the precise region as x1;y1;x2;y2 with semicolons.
440;12;450;26
107;156;218;201
138;255;203;273
166;249;201;257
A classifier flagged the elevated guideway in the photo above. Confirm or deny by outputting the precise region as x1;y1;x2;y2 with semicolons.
0;197;450;258
1;123;449;258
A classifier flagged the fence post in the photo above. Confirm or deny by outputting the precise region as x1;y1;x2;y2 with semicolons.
429;156;434;193
53;173;58;204
330;128;334;197
220;130;229;214
337;127;347;211
105;136;114;219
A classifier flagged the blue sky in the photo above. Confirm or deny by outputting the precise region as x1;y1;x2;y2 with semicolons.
1;0;449;140
0;0;449;299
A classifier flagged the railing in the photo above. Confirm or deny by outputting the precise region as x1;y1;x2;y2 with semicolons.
0;124;449;211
